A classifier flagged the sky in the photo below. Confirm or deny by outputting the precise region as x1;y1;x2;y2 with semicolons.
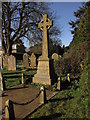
24;2;83;48
0;2;83;48
49;2;83;46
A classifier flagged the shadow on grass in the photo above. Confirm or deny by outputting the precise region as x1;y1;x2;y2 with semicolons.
60;80;71;91
26;112;62;120
24;90;74;120
25;68;37;71
49;96;74;103
3;75;21;78
25;75;34;84
2;71;22;75
60;75;80;91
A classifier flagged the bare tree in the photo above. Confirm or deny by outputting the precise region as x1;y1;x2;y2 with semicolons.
2;2;61;55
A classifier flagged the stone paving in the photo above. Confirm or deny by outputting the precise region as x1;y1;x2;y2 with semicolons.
2;85;54;119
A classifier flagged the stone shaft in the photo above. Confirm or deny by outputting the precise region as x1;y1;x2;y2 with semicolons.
38;14;52;58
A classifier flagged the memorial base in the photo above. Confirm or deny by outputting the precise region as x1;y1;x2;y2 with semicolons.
33;57;51;85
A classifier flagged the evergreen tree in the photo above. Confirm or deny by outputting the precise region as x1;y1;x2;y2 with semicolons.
65;2;90;73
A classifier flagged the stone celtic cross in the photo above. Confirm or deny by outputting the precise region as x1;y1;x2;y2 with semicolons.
38;14;52;58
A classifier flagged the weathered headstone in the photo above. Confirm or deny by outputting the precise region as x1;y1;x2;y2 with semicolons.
8;55;16;70
30;53;36;68
3;54;8;68
23;53;29;68
33;14;52;85
52;53;59;61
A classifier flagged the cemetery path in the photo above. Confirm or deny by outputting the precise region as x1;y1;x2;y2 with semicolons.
2;85;54;119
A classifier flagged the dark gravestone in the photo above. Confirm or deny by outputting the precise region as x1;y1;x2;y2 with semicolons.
23;53;29;68
30;53;36;68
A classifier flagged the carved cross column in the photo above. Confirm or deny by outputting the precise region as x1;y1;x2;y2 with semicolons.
38;14;52;58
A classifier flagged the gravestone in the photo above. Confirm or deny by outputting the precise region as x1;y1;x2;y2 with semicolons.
3;54;8;68
8;55;16;70
33;14;52;85
52;53;59;61
30;53;36;68
23;53;29;68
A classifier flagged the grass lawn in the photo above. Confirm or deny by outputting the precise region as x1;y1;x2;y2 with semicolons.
26;73;89;119
2;68;36;89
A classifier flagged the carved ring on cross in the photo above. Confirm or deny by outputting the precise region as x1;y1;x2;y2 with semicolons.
38;14;52;31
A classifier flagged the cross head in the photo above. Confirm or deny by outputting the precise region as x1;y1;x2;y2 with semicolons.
38;14;52;31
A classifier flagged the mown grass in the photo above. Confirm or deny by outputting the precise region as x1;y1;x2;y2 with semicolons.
2;68;36;89
27;78;88;119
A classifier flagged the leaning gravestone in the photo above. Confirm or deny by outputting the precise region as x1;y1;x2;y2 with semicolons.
52;53;59;61
23;53;29;68
8;55;16;70
33;14;52;85
30;53;36;68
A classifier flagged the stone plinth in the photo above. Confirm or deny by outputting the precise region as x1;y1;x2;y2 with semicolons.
33;57;51;85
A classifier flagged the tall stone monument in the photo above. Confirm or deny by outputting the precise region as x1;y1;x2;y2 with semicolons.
33;14;52;85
